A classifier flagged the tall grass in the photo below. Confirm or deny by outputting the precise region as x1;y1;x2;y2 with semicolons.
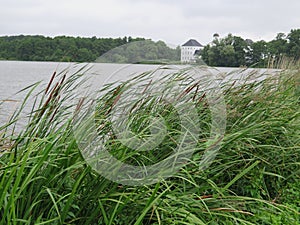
0;64;299;224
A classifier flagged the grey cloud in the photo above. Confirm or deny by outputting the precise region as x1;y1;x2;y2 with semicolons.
0;0;299;45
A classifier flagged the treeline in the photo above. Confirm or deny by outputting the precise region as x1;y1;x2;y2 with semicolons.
0;35;179;62
97;39;180;63
200;29;300;68
1;30;299;67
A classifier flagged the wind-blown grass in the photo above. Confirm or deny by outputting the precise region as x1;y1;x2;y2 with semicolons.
0;65;299;224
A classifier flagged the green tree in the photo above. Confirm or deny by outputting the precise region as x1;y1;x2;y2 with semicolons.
246;40;268;67
201;34;248;67
286;29;300;60
0;35;148;62
76;48;96;62
17;37;34;61
232;36;247;66
96;39;179;63
267;33;288;61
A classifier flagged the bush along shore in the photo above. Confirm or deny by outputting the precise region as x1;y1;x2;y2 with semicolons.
0;63;299;224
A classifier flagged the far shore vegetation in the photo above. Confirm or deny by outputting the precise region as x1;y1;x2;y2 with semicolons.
0;28;299;67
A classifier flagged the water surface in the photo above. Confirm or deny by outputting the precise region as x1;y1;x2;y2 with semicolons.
0;60;279;129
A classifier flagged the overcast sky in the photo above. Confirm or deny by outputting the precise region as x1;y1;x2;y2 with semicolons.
0;0;299;46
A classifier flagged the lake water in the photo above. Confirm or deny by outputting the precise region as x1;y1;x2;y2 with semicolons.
0;60;279;130
0;61;164;127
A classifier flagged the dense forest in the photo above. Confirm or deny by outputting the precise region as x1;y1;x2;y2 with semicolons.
200;29;300;68
96;39;181;63
0;29;299;67
0;35;180;63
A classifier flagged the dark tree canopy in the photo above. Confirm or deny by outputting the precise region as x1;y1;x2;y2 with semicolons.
97;39;180;64
1;29;299;67
201;29;300;68
0;35;180;63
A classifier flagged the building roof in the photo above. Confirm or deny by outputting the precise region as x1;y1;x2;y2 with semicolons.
182;39;203;47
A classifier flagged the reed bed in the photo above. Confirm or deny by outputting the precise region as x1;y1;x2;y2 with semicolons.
0;64;299;225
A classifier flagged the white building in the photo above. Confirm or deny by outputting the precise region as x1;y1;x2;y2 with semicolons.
181;39;204;63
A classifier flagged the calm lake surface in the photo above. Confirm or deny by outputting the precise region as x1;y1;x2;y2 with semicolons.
0;60;279;129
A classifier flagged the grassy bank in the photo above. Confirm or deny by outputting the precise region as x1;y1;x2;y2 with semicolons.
0;65;299;224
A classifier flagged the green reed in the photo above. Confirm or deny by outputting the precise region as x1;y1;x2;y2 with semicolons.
0;64;299;224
